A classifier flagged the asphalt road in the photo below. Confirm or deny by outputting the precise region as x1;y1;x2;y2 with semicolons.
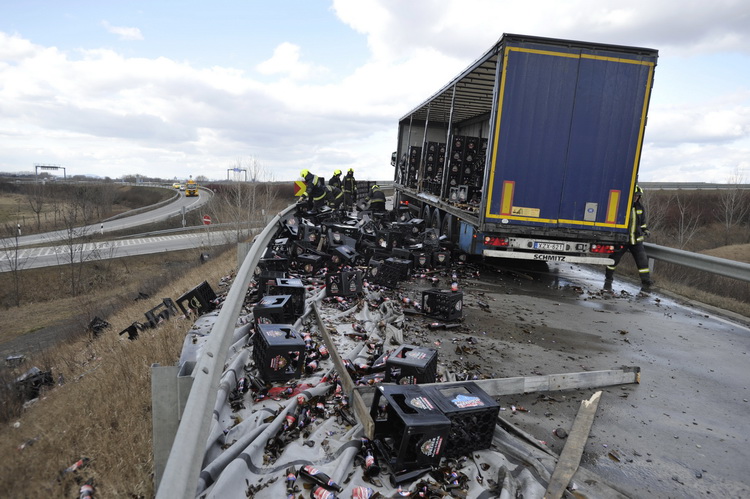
460;260;750;498
1;187;208;248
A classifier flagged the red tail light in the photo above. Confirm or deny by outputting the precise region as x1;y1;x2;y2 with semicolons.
484;236;509;247
590;243;622;254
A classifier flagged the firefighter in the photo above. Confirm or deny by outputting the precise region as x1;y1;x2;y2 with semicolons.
605;185;653;291
343;168;357;210
329;169;342;189
367;184;386;214
300;169;327;210
325;184;344;210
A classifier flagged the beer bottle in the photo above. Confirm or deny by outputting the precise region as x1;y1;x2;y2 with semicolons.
298;465;343;492
309;485;337;499
360;437;381;476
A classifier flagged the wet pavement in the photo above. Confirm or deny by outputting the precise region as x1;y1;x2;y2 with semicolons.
456;260;750;498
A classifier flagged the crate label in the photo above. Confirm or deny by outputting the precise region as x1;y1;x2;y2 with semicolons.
451;394;484;408
420;436;444;457
405;351;427;360
270;355;288;371
409;396;436;411
266;328;284;337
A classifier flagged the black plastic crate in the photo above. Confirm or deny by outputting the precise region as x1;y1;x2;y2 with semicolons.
367;258;400;287
370;384;450;471
295;252;325;275
422;289;463;321
253;324;305;383
384;344;438;384
422;382;500;457
176;281;217;317
326;270;363;297
391;247;412;260
432;251;451;267
385;257;413;279
267;278;305;316
279;213;300;237
376;230;404;250
255;270;286;296
412;251;432;270
253;294;297;325
257;255;289;272
144;298;179;327
327;228;358;248
329;244;358;266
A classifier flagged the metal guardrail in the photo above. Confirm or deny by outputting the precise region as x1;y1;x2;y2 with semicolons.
155;204;296;499
645;243;750;283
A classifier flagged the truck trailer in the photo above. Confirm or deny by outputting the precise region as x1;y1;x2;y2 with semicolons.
392;33;658;264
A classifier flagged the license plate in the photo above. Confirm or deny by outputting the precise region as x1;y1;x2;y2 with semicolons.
533;242;565;251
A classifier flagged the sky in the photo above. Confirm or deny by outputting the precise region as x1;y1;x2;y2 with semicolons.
0;0;748;184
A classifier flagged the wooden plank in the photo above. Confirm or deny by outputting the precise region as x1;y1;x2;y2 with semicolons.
424;366;639;397
544;391;602;499
313;302;375;436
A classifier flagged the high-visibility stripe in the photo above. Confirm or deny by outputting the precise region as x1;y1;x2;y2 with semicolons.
606;190;621;224
500;181;514;216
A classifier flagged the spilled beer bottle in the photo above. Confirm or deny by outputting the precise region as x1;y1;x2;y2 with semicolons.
310;485;337;499
298;465;343;492
360;437;381;477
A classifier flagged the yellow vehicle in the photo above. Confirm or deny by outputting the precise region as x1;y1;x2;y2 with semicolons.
172;182;181;189
185;178;199;197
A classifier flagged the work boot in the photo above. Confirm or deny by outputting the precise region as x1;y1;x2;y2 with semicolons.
603;279;613;292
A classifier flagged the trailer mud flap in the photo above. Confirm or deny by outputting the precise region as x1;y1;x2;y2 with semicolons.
483;249;613;265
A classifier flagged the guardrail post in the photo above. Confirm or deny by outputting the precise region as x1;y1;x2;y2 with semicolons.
151;362;195;490
237;242;250;270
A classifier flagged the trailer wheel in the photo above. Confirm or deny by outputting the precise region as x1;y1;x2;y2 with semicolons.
430;209;441;231
440;213;455;241
421;205;432;224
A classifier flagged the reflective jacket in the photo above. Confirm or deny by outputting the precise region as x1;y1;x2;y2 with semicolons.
628;199;648;245
304;173;326;201
343;173;357;198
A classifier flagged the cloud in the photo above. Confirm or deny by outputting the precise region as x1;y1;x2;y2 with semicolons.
1;1;749;183
101;21;143;41
256;42;325;81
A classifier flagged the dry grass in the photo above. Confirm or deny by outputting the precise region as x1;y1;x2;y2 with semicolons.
0;247;237;498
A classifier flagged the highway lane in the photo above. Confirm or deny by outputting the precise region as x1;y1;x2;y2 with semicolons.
0;187;210;249
0;228;239;272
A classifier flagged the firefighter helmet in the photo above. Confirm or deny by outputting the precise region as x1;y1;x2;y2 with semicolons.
348;168;354;173
634;185;643;195
300;169;309;178
334;169;341;176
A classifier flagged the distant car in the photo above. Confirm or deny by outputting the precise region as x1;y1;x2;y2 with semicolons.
173;183;181;189
179;185;185;191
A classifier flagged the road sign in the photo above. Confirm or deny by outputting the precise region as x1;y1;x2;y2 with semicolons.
203;215;212;225
293;181;307;197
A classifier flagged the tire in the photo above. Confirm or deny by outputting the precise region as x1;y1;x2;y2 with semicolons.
421;205;432;224
440;213;454;241
430;209;442;231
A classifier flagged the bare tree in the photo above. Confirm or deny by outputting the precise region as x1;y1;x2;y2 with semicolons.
27;182;47;232
714;168;750;245
56;187;99;296
221;157;278;242
673;191;701;249
0;223;26;306
640;190;673;245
